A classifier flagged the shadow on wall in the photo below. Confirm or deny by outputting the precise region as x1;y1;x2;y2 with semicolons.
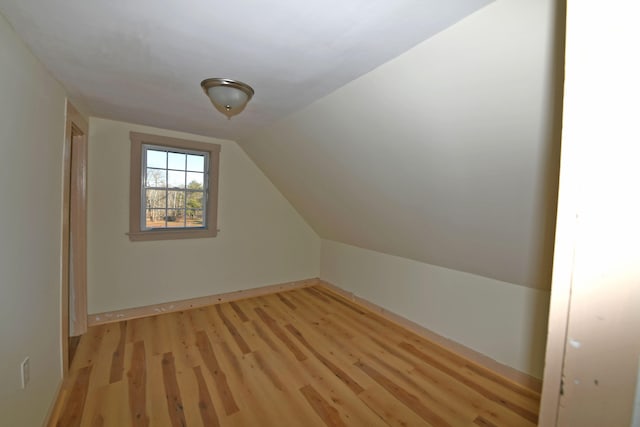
524;290;553;376
535;0;566;287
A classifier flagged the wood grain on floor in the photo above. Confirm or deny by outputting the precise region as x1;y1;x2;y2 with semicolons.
48;285;540;426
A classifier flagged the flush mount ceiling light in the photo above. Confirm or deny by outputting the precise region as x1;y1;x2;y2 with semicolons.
201;78;254;119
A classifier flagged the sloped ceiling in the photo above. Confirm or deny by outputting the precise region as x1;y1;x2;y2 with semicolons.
0;0;491;140
0;0;562;290
239;0;563;289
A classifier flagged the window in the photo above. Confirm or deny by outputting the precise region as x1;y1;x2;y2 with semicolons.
128;132;220;241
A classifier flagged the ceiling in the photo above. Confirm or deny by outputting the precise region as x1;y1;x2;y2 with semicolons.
0;0;491;140
0;0;562;289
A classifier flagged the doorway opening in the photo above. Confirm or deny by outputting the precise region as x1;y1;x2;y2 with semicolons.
61;101;88;373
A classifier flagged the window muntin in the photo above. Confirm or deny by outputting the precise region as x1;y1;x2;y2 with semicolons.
141;145;209;230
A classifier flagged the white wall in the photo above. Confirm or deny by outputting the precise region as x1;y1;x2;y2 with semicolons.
0;13;67;427
320;240;550;378
240;0;562;291
87;118;320;314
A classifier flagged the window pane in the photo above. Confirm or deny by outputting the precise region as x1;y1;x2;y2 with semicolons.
186;172;204;188
146;169;166;188
186;191;204;210
166;218;186;228
166;189;185;227
187;154;205;172
168;170;185;188
146;208;166;228
168;152;186;170
146;149;166;169
145;189;166;209
186;209;204;227
167;190;185;210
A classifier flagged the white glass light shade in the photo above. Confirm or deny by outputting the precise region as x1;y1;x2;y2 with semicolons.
201;78;254;119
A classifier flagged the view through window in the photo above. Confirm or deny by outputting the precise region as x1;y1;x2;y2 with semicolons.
143;145;208;229
128;132;220;241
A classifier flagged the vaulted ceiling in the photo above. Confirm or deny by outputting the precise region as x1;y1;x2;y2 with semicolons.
0;0;562;289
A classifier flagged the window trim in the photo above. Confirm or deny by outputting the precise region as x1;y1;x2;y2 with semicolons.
128;132;220;241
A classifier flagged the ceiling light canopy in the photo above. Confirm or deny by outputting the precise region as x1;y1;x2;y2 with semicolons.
201;78;254;119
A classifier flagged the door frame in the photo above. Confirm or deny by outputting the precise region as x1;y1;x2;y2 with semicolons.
539;0;640;424
61;101;88;374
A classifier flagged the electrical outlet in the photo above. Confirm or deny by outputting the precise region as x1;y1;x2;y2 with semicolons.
21;357;30;389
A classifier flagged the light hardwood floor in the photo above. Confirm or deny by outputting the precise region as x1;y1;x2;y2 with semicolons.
48;285;540;426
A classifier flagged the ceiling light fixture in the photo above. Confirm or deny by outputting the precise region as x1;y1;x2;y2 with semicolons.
201;78;254;120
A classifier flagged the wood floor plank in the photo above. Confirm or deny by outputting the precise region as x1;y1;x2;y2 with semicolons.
108;321;127;384
260;293;300;323
127;341;149;427
174;363;207;427
309;286;540;417
312;287;368;315
277;292;297;310
300;384;348;427
318;286;541;404
193;366;220;427
366;335;525;426
287;301;358;356
244;323;322;393
254;306;307;361
216;304;252;355
161;352;188;427
403;334;541;406
474;415;499;426
301;292;395;344
220;338;246;383
195;330;240;416
90;381;130;427
356;360;453;427
238;349;327;427
71;325;105;370
252;350;284;391
286;323;364;395
229;301;250;322
398;328;541;402
147;354;171;426
301;359;391;427
284;336;390;427
49;285;541;426
147;315;168;356
202;306;227;343
365;351;474;424
303;287;332;304
46;384;71;427
250;319;281;354
78;384;106;427
281;307;375;389
308;290;537;425
399;341;539;424
287;291;332;317
172;311;202;369
358;385;429;427
56;366;92;427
